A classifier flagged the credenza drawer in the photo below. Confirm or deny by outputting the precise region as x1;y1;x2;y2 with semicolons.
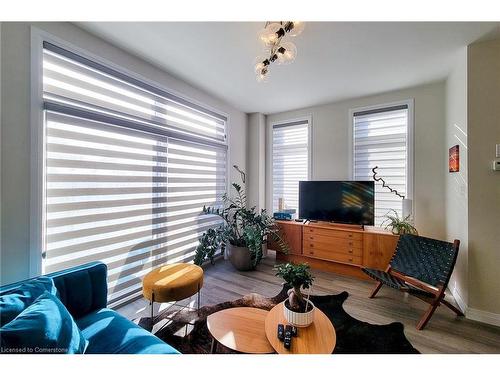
303;240;363;257
304;247;362;265
303;233;362;249
304;227;363;241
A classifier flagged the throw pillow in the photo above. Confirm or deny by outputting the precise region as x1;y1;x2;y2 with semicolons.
0;276;57;327
0;292;88;354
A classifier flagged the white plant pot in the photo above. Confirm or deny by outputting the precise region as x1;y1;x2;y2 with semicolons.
283;299;315;327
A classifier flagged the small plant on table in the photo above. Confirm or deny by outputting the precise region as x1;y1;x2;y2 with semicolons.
274;262;315;313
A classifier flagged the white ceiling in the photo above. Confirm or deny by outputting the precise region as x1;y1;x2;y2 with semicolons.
77;22;499;114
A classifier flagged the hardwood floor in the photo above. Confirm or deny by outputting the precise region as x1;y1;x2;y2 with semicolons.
117;251;500;354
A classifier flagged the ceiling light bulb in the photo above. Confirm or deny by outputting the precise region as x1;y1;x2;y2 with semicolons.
255;62;265;74
256;71;269;83
288;21;305;37
254;55;269;73
276;42;297;65
258;22;281;46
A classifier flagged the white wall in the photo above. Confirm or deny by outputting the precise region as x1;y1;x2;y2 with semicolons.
1;23;31;285
467;38;500;318
445;48;468;311
0;22;2;275
266;82;447;239
247;113;266;210
0;22;247;285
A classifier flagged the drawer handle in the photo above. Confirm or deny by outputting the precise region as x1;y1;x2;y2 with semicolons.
349;258;353;262
310;236;314;240
309;251;314;255
348;250;353;254
348;234;353;238
349;241;353;246
309;244;314;248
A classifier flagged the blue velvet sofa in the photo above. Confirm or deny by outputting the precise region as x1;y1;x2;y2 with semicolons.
0;262;179;354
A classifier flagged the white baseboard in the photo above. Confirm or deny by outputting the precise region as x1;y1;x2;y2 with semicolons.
450;287;500;327
466;308;500;327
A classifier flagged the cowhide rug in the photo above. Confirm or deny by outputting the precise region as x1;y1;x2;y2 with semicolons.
137;285;419;354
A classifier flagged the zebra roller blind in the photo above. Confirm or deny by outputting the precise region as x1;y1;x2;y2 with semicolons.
42;43;227;307
353;105;409;226
272;120;310;213
43;42;226;143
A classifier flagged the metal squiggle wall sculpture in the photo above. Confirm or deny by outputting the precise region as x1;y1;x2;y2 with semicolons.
371;166;405;199
233;165;246;184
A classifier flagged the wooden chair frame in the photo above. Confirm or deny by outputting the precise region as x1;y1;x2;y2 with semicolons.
369;239;463;330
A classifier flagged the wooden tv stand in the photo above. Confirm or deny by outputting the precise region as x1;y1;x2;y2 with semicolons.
268;221;399;280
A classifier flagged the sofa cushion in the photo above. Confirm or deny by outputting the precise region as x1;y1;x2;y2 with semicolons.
76;308;179;354
50;262;108;319
0;292;88;354
0;277;57;327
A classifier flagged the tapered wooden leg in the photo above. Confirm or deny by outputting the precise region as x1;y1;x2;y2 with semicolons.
416;300;440;330
441;299;465;316
210;338;218;354
369;281;383;298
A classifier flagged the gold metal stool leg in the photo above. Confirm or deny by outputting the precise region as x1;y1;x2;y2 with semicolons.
149;292;155;332
197;285;201;312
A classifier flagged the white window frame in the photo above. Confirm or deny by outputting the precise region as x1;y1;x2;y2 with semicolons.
270;115;313;213
348;99;415;221
29;26;231;277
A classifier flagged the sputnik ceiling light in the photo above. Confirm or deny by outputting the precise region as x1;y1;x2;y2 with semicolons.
254;21;305;82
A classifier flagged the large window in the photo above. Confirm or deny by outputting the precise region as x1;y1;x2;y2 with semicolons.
42;42;227;307
272;119;310;213
352;104;412;226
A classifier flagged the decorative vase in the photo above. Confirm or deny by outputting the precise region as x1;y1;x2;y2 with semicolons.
283;299;315;327
226;243;254;271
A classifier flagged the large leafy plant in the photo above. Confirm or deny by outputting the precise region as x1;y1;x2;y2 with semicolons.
274;262;315;313
194;176;288;268
382;209;418;235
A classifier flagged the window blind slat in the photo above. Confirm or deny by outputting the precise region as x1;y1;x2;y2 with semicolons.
353;107;408;226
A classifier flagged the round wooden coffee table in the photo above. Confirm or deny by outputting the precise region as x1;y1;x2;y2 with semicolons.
207;307;274;354
265;302;336;354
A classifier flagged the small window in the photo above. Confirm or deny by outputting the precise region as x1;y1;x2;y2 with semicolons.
352;104;411;226
272;119;310;213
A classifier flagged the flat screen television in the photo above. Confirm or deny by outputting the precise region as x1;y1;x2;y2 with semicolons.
299;181;375;226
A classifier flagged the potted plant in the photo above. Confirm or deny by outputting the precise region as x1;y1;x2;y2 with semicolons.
274;262;315;327
382;209;418;235
194;169;288;270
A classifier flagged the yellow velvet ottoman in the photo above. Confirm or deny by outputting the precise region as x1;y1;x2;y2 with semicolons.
143;263;204;324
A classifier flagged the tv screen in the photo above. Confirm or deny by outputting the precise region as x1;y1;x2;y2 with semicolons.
299;181;374;226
